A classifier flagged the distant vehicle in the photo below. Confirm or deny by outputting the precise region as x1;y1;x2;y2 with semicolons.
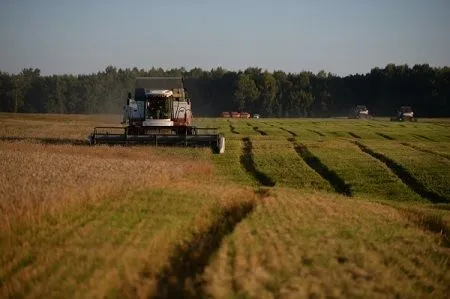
390;106;418;122
349;105;371;119
253;114;260;119
222;111;251;118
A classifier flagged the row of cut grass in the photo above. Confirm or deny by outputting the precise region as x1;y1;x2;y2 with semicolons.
1;184;256;299
401;141;450;160
249;136;333;191
210;136;257;186
201;189;450;298
361;140;450;203
301;139;425;202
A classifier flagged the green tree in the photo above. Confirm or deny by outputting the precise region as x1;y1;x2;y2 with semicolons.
233;74;260;111
259;72;277;116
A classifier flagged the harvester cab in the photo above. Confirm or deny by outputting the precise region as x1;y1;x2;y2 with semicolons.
89;77;225;153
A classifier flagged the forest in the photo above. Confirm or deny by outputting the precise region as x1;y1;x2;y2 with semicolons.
0;63;449;117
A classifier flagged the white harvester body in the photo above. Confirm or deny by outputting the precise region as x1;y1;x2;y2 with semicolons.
90;77;225;153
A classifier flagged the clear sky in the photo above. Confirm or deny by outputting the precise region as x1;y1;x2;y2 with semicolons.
1;0;449;76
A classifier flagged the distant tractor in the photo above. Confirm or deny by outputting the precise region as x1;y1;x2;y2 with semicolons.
349;105;371;119
390;106;417;122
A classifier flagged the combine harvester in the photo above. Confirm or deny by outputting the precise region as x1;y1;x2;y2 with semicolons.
390;106;418;122
88;77;225;153
348;105;371;119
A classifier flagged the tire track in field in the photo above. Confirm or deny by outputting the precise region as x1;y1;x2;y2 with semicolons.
348;132;361;139
376;132;395;140
412;134;435;142
240;137;275;187
288;138;352;196
353;141;449;204
308;129;325;137
247;122;267;136
279;127;297;137
152;197;261;299
400;142;450;161
253;127;267;135
227;120;239;134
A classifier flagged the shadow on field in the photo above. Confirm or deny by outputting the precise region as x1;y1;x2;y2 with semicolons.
308;129;325;137
252;127;267;135
279;127;297;137
0;136;88;146
348;132;361;139
412;134;435;142
354;141;449;204
290;139;352;196
227;120;239;134
246;122;267;136
376;132;395;140
148;199;258;299
401;142;450;161
240;137;275;187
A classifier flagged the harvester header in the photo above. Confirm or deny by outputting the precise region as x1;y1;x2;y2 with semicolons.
88;76;225;153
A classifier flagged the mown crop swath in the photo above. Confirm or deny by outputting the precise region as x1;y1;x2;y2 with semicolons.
300;140;425;201
401;141;450;160
361;140;450;203
249;136;333;191
226;119;256;136
211;136;256;186
201;189;450;298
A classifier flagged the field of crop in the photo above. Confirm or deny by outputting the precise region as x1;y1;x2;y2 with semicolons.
1;113;449;298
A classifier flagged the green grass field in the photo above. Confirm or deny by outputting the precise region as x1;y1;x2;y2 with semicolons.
1;113;449;298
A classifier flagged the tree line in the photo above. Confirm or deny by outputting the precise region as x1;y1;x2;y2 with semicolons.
1;64;449;117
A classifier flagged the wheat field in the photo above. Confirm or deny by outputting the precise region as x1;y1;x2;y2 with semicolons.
0;113;449;298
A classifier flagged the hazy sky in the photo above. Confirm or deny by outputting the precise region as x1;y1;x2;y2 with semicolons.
1;0;449;76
